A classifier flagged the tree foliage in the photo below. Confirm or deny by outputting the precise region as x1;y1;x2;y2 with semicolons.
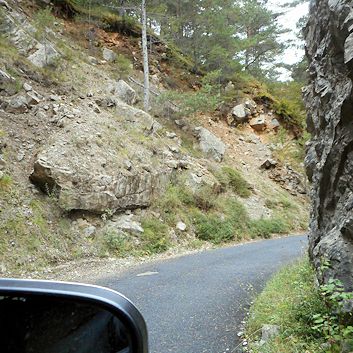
58;0;289;79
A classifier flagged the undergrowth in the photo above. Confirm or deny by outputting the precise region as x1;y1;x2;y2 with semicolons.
247;258;353;353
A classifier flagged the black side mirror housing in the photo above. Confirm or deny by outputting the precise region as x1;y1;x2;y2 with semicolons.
0;278;148;353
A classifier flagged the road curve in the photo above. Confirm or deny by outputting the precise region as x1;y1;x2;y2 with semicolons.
97;235;307;353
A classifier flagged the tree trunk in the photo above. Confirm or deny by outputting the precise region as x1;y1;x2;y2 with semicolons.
141;0;150;111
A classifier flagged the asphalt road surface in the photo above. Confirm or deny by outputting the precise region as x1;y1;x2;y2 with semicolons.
98;235;307;353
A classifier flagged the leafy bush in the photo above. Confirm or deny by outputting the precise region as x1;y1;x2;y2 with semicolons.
215;166;251;198
192;185;219;211
33;8;56;40
0;173;12;190
103;229;128;251
248;218;289;239
158;84;221;118
115;54;133;78
194;212;235;244
140;218;170;254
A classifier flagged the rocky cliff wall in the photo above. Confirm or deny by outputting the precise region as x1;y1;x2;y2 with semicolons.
305;0;353;289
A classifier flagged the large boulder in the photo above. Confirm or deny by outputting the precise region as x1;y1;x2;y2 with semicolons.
229;99;257;126
102;48;117;62
112;80;138;106
304;0;353;290
195;127;226;162
30;102;172;213
27;43;61;68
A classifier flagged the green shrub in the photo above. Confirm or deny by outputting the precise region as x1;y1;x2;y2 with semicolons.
115;54;133;78
158;85;221;118
194;212;235;244
156;184;194;225
194;199;248;244
103;229;130;255
192;185;219;211
215;166;251;198
140;218;170;254
0;174;12;190
33;8;56;41
248;218;289;239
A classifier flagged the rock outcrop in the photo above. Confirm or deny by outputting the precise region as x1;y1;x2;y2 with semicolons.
304;0;353;289
30;100;174;213
194;127;226;162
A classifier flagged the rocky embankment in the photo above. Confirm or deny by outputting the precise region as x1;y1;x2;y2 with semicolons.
305;0;353;290
0;0;309;275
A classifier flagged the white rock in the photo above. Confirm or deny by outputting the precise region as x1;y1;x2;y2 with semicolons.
195;127;226;162
102;48;117;62
27;43;60;68
109;214;144;234
84;226;96;237
176;221;187;231
23;83;32;92
261;324;280;342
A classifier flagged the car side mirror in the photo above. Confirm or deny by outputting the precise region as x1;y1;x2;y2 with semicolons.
0;278;148;353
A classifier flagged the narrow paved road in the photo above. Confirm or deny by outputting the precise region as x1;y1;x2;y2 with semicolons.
97;235;307;353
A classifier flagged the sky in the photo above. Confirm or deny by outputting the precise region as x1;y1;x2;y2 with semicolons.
268;0;309;80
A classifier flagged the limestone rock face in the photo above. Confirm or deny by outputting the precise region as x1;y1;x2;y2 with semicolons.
30;102;173;213
304;0;353;289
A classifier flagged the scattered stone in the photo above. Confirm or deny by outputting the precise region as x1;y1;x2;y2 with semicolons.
109;214;144;234
261;324;280;342
250;115;267;131
0;0;10;9
169;146;179;153
0;156;6;169
88;56;98;65
244;98;257;111
102;48;117;62
23;83;32;92
166;132;177;139
271;118;280;130
176;221;187;231
231;103;251;125
0;69;13;86
26;91;42;106
17;151;25;162
166;159;178;169
6;95;28;113
260;159;278;170
124;160;132;171
84;226;96;237
49;95;61;101
195;127;226;162
225;81;235;93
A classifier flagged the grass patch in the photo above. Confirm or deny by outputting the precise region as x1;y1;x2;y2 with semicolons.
0;174;13;190
215;166;252;198
247;258;327;352
140;218;170;255
248;218;289;239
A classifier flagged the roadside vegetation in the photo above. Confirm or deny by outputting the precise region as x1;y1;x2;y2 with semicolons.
247;258;353;353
